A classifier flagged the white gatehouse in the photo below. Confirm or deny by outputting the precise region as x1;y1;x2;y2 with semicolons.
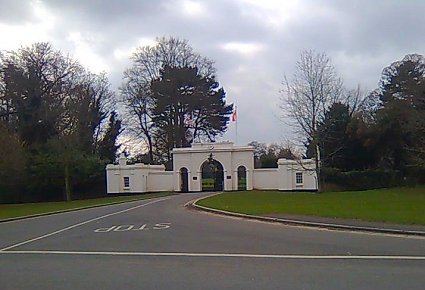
106;142;318;194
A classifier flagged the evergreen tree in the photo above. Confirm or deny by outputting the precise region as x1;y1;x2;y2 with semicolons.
121;36;218;163
98;111;123;163
314;102;372;171
372;54;425;170
150;65;232;162
318;103;350;169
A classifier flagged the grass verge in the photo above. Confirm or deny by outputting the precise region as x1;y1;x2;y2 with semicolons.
0;192;173;221
197;187;425;225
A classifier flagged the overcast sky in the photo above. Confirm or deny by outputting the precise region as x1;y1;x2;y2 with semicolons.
1;0;425;147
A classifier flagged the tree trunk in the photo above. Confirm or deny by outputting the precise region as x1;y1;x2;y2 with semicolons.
64;163;72;201
147;135;154;164
315;143;321;192
312;114;321;192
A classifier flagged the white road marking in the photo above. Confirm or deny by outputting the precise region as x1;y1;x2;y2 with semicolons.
0;197;170;252
94;223;171;233
0;195;172;224
0;250;424;260
194;205;425;240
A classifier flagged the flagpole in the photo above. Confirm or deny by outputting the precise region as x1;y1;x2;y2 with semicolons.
235;105;238;144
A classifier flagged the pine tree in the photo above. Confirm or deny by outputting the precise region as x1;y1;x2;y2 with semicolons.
150;66;232;161
98;111;123;163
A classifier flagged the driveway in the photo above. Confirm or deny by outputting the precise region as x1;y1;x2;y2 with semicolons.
1;193;424;290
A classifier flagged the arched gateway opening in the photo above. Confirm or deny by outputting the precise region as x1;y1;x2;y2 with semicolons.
179;167;189;192
201;155;224;191
237;166;247;190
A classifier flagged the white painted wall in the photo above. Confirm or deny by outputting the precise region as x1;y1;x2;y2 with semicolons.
147;172;174;192
251;159;317;191
277;159;318;191
253;169;279;190
105;143;318;194
106;154;169;194
106;166;146;193
172;142;255;192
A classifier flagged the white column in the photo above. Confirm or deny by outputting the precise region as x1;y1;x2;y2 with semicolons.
247;169;253;190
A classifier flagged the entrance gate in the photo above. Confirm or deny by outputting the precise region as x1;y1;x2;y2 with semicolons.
180;167;189;192
237;165;247;190
201;159;224;191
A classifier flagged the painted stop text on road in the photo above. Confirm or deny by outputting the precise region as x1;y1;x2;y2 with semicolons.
94;223;171;233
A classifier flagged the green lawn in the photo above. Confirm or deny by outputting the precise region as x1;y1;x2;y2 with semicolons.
197;187;425;225
0;192;173;221
238;177;247;190
203;177;246;191
202;178;215;190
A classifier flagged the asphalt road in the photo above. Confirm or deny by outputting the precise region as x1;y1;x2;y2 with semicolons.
1;193;424;290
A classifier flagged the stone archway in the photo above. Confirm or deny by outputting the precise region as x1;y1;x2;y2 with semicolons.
179;167;189;192
201;158;224;191
237;165;247;190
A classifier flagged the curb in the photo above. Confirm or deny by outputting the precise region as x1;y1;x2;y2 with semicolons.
188;194;425;237
0;193;174;223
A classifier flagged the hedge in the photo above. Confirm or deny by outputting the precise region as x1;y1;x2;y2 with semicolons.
321;168;404;190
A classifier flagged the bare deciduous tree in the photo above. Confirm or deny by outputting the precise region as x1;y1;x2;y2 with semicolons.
281;50;343;190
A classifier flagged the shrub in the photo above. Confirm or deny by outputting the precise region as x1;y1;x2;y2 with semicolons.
321;168;404;190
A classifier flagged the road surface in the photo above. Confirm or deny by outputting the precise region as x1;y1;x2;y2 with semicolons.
1;193;424;290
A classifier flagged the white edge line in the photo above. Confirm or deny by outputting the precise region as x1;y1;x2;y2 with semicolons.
1;250;424;260
0;193;174;224
183;192;222;208
190;194;425;239
0;197;170;252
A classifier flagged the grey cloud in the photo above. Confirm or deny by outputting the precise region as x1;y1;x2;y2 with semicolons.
41;0;168;25
42;0;272;58
0;0;37;24
2;0;425;145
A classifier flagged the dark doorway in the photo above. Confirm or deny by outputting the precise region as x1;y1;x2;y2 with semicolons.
237;166;247;190
180;167;189;192
201;159;224;191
